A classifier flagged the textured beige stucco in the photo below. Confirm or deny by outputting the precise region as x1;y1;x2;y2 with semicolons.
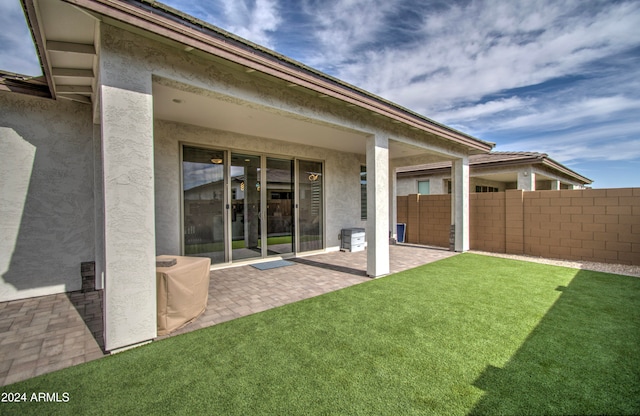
397;162;586;196
366;134;390;276
452;157;470;252
1;18;475;355
154;119;366;256
0;91;94;302
100;24;157;351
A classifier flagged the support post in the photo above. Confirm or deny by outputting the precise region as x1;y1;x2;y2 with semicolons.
452;157;469;252
517;167;536;191
366;134;390;277
100;25;157;351
389;160;398;244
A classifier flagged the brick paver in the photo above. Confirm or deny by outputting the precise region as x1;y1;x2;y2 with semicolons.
0;245;455;386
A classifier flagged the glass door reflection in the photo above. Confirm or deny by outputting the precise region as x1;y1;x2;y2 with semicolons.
298;160;323;252
266;158;294;256
182;146;226;264
230;153;262;261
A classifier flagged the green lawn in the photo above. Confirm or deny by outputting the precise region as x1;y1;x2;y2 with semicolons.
2;254;639;415
185;235;293;254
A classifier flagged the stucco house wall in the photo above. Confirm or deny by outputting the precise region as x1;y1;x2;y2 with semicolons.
0;91;95;302
397;174;508;195
397;158;589;196
3;0;494;351
397;174;443;196
1;22;373;303
154;119;366;256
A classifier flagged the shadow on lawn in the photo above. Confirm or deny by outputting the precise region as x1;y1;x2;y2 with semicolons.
469;270;640;415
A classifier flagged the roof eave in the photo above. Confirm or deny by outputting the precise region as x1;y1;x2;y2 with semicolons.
398;156;593;185
58;0;493;153
0;71;51;98
541;157;593;184
20;0;56;100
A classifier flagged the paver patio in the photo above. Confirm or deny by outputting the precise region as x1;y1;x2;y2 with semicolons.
0;244;456;386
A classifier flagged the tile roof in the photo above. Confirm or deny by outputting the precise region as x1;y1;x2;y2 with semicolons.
0;70;51;98
396;151;592;184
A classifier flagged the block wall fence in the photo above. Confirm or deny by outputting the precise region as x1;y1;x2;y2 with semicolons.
396;188;640;266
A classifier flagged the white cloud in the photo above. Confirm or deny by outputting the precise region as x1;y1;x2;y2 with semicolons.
299;0;403;68
162;0;282;49
496;121;640;163
430;97;528;124
220;0;282;48
495;95;640;131
324;0;640;115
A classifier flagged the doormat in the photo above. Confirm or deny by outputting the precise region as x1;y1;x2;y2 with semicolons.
251;260;296;270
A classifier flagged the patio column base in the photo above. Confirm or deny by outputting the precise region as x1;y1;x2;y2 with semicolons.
108;340;152;355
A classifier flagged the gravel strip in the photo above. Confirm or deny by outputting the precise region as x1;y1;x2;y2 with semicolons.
469;250;640;278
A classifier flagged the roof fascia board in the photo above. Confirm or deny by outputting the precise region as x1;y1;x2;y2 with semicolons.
0;75;51;98
20;0;55;99
471;157;541;170
61;0;493;152
399;157;592;185
398;158;540;177
541;158;592;184
397;166;451;177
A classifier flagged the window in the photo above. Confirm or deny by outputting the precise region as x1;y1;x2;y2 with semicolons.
475;185;499;193
360;165;367;220
418;180;430;195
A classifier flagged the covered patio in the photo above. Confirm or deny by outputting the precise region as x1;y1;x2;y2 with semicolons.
2;0;492;359
0;244;456;386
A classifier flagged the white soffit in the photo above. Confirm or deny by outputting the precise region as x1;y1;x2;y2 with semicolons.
36;0;98;104
153;82;370;155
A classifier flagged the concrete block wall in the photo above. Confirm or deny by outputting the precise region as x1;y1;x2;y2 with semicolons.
523;188;640;265
419;195;451;247
505;190;524;254
397;194;450;247
470;192;506;253
397;187;640;266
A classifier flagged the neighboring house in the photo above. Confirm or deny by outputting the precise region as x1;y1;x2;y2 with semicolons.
0;0;493;352
396;151;592;195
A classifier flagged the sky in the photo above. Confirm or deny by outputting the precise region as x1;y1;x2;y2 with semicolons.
2;0;640;188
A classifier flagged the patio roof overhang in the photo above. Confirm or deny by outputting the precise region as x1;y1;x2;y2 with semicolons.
0;70;51;98
21;0;494;160
396;152;593;186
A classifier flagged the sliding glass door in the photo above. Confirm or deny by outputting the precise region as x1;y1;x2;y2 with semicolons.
182;146;226;263
183;146;322;262
230;154;294;261
230;153;262;261
298;160;323;252
266;158;294;256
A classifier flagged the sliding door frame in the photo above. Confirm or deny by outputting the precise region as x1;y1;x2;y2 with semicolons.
180;143;326;264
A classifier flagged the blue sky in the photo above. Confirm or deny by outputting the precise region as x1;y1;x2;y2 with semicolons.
2;0;640;188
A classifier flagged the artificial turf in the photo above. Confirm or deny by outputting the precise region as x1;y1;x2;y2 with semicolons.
1;253;638;415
